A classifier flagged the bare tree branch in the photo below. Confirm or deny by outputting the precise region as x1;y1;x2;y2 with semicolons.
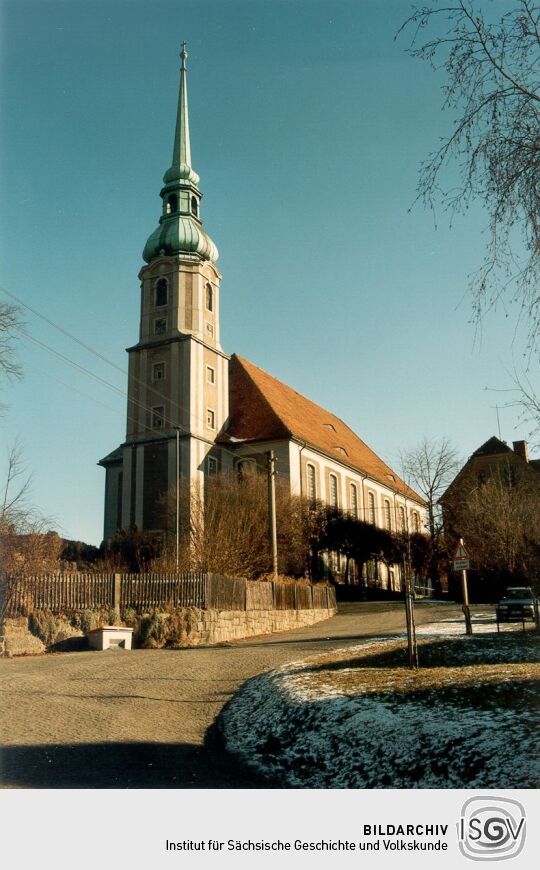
399;1;540;354
0;302;22;382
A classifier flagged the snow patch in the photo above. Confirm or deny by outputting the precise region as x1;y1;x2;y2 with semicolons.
221;620;539;788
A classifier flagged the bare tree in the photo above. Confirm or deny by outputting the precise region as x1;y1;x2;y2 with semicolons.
400;438;461;536
0;302;22;382
511;366;540;447
155;471;308;579
399;1;540;351
0;439;32;530
400;437;461;592
0;442;60;624
443;469;540;594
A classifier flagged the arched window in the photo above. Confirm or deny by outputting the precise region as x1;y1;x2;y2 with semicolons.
191;196;198;217
399;506;406;532
368;492;375;525
412;511;420;533
384;498;391;530
165;194;178;215
329;474;338;508
155;277;168;307
205;283;213;312
350;483;358;518
306;464;316;503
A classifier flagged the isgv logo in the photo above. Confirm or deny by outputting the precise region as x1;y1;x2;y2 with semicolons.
458;797;526;861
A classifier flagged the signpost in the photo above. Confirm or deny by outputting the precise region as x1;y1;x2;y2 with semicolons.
267;450;279;578
453;539;472;635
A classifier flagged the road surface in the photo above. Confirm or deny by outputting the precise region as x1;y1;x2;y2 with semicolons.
0;601;462;788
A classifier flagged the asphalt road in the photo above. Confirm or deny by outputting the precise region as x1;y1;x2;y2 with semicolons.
0;601;463;789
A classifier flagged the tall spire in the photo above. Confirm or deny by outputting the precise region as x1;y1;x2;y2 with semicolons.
143;45;218;264
163;42;199;188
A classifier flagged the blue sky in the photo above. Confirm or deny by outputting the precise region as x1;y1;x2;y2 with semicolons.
1;0;533;544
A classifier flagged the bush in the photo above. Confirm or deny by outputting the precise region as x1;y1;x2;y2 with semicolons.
29;611;58;645
78;609;98;634
136;611;168;648
130;607;199;649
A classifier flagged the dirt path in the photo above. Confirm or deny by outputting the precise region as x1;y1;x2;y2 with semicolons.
0;601;464;788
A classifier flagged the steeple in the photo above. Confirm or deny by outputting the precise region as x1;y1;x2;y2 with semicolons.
143;44;218;264
164;42;198;188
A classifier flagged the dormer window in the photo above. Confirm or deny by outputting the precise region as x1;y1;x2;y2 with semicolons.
155;278;168;307
205;283;213;312
191;196;198;217
165;194;178;215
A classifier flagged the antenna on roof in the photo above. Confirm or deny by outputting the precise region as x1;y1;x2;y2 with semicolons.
491;404;502;439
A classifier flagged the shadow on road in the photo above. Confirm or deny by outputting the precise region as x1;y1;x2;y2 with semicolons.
0;727;269;789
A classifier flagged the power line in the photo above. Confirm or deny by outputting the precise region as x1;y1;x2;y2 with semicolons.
1;284;218;438
11;316;245;459
14;326;187;439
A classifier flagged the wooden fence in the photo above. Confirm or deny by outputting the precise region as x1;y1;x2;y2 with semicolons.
4;571;336;617
121;572;207;610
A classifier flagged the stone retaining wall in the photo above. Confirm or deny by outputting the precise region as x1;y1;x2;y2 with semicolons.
0;605;337;655
1;618;45;657
192;606;336;646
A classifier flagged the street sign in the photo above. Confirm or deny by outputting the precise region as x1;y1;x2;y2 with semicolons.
453;542;470;561
453;558;470;571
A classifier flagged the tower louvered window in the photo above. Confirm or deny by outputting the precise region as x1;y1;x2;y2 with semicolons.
155;278;168;307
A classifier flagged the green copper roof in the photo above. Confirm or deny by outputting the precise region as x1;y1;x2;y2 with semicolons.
143;44;218;265
143;216;218;263
163;43;199;187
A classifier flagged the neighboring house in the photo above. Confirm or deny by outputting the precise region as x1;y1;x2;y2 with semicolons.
441;436;540;513
99;46;426;589
440;436;540;593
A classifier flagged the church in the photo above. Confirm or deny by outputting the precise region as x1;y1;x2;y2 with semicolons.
99;46;426;586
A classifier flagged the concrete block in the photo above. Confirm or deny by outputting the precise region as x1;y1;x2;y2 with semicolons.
87;626;134;650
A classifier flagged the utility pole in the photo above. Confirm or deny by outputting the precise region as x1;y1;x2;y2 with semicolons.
176;428;180;572
267;450;278;578
403;528;418;669
461;566;472;635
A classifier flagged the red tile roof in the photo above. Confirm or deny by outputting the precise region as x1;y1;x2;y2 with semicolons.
220;355;424;503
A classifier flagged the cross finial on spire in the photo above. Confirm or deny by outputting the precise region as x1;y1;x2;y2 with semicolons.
180;41;188;69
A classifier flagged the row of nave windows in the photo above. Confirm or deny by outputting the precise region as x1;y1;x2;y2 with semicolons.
306;463;421;531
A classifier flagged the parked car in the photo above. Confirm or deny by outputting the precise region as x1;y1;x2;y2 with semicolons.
496;587;537;622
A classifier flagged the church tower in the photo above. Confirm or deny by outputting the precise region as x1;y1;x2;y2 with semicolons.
100;45;229;537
